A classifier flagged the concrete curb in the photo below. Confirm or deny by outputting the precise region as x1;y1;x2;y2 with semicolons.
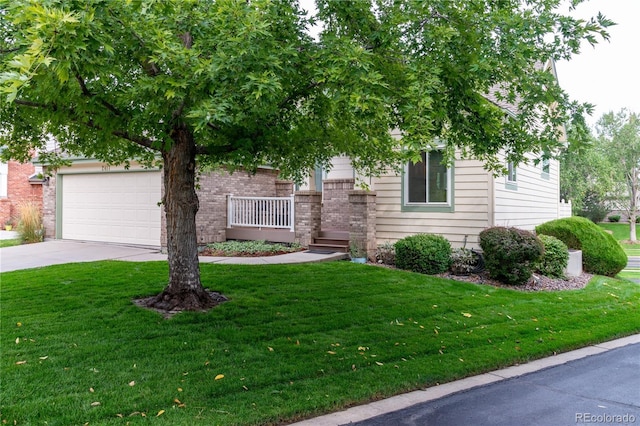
290;334;640;426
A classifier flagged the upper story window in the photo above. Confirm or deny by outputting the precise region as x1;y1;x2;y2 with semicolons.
507;161;517;183
405;149;451;206
541;157;550;175
505;161;518;190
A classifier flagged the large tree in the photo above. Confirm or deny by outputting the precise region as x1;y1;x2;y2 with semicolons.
597;109;640;242
0;0;611;311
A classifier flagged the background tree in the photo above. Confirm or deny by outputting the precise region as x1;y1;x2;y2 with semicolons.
596;109;640;242
0;0;612;311
559;122;616;222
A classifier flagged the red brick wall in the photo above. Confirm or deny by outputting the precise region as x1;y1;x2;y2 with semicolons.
0;161;43;227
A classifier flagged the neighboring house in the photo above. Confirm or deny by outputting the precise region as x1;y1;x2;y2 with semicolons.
0;157;45;228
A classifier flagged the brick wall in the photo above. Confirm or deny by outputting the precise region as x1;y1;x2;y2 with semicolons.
321;178;354;231
294;191;322;247
42;173;56;239
0;161;43;227
348;190;377;260
160;167;282;246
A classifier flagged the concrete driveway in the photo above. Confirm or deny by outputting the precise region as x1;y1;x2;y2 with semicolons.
0;240;166;272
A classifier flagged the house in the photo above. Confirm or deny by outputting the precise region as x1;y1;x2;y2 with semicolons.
0;156;45;229
38;148;571;255
38;61;571;253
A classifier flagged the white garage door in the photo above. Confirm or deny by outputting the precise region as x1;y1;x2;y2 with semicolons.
62;171;162;246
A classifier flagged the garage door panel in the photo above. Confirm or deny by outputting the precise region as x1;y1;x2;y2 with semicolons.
62;172;161;246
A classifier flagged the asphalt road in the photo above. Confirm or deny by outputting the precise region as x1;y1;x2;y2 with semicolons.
349;342;640;426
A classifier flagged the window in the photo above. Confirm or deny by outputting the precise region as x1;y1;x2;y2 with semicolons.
0;162;7;198
404;149;452;211
541;157;550;175
507;161;517;183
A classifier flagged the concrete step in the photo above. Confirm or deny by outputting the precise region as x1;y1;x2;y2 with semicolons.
318;230;349;240
308;243;349;254
313;237;349;246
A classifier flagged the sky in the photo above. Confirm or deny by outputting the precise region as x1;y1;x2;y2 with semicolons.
555;0;640;128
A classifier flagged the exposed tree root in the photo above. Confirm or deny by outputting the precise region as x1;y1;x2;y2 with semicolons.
135;288;228;318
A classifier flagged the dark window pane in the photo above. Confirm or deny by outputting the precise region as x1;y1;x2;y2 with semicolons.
428;150;447;203
408;152;427;203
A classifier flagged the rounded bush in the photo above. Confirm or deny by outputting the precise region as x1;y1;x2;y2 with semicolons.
479;227;543;285
535;234;569;278
394;234;451;275
535;216;627;277
608;215;621;223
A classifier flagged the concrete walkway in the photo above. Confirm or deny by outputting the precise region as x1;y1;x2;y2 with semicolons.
0;239;348;273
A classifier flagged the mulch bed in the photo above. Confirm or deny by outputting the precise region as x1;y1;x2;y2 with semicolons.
435;270;594;292
370;261;593;292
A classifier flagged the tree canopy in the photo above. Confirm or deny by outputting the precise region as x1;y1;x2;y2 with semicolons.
0;0;613;310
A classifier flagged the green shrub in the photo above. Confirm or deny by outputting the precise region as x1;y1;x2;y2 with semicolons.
479;227;543;285
608;215;621;222
536;216;627;277
394;234;451;275
535;235;569;278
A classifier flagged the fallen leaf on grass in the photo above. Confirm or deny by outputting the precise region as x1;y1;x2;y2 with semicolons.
327;351;336;355
157;410;165;417
375;361;384;366
214;374;224;380
128;381;135;387
15;338;19;344
462;312;472;318
39;356;48;360
15;361;26;365
89;388;95;393
17;322;22;327
90;402;101;407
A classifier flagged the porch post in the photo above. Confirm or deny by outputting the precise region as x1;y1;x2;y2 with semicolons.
348;190;377;260
294;191;322;248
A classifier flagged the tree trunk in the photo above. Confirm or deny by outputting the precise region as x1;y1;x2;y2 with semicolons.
145;125;219;311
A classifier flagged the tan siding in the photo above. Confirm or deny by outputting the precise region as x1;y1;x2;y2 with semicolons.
326;156;353;180
373;159;490;248
493;155;560;230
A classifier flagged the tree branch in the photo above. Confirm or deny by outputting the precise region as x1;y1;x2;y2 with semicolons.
74;70;122;116
0;47;21;54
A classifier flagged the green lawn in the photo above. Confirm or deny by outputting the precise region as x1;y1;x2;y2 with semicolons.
2;261;639;425
0;239;21;248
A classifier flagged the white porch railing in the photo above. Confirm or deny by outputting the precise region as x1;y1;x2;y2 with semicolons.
227;194;295;232
558;199;572;218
